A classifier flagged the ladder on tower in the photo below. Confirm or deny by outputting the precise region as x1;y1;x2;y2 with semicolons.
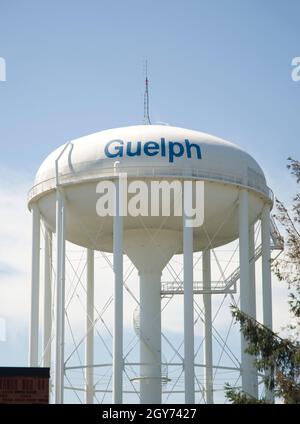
132;306;170;385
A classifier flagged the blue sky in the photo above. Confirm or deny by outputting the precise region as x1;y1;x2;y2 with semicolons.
0;0;299;199
0;0;299;403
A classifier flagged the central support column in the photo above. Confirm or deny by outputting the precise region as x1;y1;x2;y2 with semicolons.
125;229;180;405
139;270;162;404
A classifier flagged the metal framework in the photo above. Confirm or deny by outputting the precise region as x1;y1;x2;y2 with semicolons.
28;172;283;404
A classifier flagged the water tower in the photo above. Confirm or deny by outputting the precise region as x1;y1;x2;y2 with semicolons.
27;124;282;404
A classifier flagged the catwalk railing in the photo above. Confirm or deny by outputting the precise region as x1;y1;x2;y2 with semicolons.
160;217;284;296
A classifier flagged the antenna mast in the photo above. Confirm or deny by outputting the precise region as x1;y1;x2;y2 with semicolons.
144;61;151;125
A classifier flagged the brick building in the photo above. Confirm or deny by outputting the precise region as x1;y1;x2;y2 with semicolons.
0;367;50;404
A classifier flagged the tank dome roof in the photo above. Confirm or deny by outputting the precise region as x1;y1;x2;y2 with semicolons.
30;125;268;202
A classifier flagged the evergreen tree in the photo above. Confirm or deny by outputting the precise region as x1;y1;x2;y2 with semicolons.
225;158;300;404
